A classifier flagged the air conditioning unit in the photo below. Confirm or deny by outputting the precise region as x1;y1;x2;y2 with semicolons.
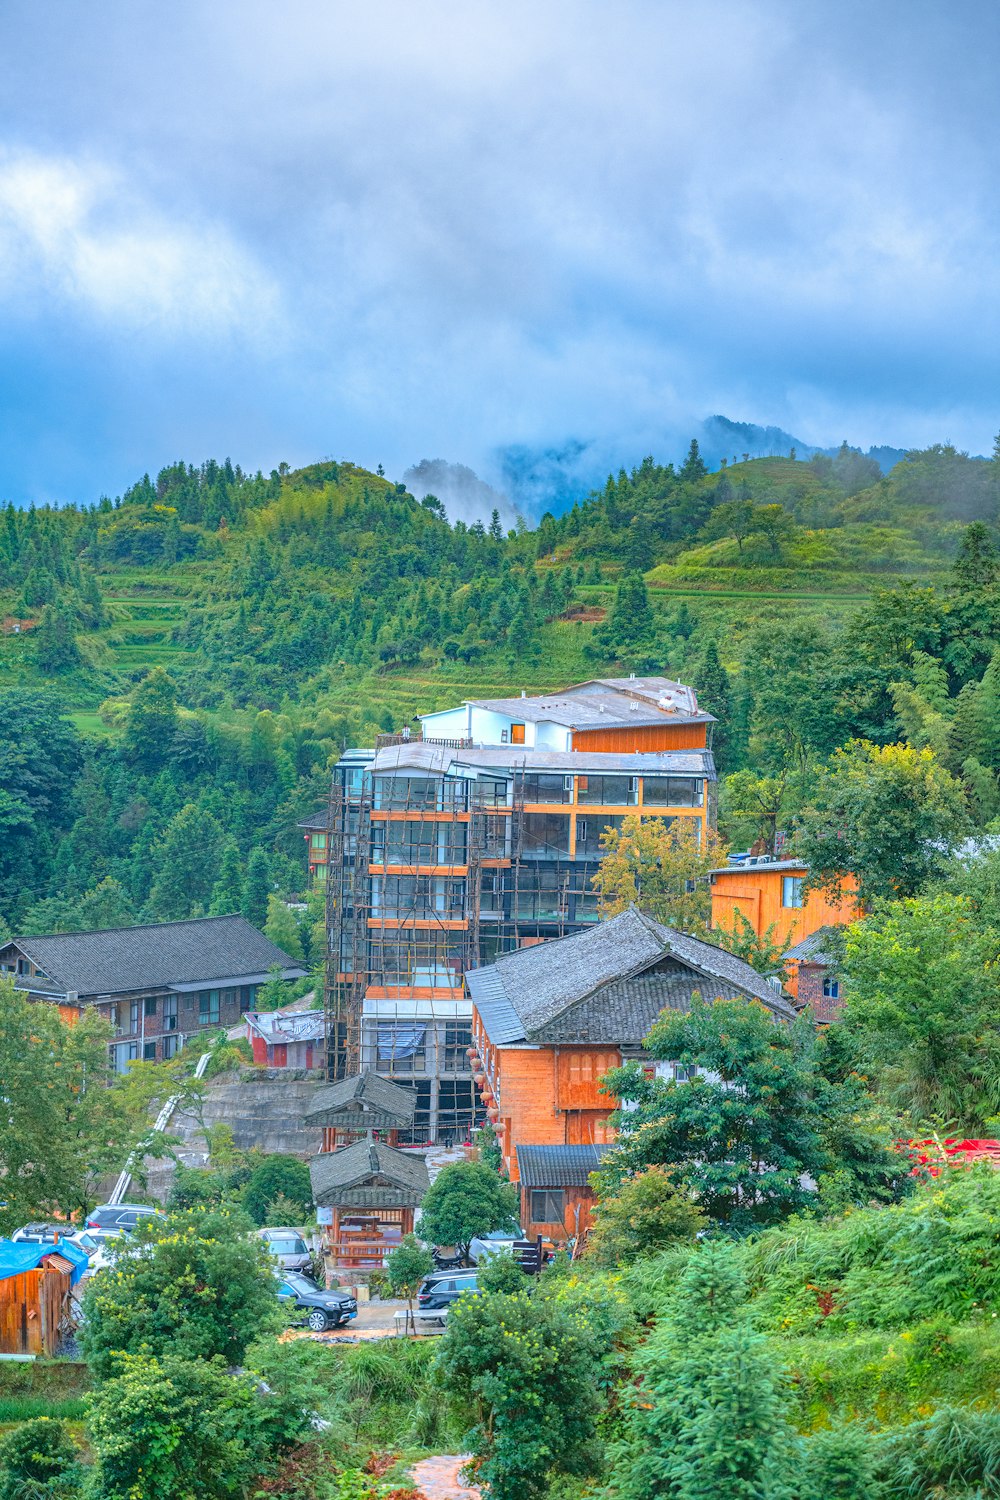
65;991;79;1004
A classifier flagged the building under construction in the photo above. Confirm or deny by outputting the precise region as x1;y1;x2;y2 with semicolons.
323;676;716;1143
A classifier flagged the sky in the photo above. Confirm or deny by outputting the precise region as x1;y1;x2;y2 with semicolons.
1;0;999;511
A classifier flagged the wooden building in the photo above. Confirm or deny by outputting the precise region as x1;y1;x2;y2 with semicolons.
782;927;845;1019
304;1070;417;1152
466;907;796;1242
309;1139;430;1269
0;915;305;1070
0;1240;88;1356
709;857;858;962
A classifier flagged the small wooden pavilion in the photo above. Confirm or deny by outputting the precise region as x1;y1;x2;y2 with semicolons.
309;1139;430;1269
304;1071;417;1152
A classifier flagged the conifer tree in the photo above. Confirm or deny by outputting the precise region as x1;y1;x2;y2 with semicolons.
124;669;179;769
210;839;245;915
242;848;272;928
148;804;224;920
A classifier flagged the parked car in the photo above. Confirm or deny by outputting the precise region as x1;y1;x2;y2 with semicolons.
258;1227;313;1272
417;1271;480;1311
11;1223;78;1245
85;1204;160;1233
275;1271;357;1332
468;1230;521;1265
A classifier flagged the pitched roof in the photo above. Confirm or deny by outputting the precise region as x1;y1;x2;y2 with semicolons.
309;1140;430;1204
783;926;842;965
10;916;305;998
303;1072;418;1125
245;1009;325;1045
710;859;808;876
516;1144;614;1187
466;907;796;1046
460;678;712;730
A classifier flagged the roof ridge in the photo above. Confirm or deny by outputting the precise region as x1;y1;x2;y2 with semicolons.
16;912;249;944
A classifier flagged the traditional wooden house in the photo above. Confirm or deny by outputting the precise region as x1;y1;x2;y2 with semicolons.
0;916;305;1069
783;926;845;1018
709;857;858;953
466;907;795;1242
304;1071;418;1151
0;1239;88;1356
309;1139;430;1269
245;1006;324;1068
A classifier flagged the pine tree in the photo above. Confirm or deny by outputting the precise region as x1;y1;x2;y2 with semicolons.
147;804;224;920
124;669;179;769
264;892;305;961
210;839;245;915
34;603;81;674
698;640;732;770
680;437;708;482
952;521;998;591
242;848;272;928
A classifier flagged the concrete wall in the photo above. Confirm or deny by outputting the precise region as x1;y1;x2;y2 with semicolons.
143;1070;326;1203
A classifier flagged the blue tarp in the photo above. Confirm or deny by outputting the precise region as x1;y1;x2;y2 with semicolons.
0;1237;89;1286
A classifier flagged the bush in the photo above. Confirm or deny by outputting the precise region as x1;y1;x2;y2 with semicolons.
416;1160;519;1261
0;1418;82;1500
79;1207;279;1379
243;1156;313;1226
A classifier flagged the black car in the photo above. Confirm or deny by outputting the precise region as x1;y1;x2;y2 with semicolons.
275;1271;358;1332
416;1272;480;1311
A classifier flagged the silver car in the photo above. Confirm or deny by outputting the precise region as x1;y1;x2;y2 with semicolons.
258;1227;312;1272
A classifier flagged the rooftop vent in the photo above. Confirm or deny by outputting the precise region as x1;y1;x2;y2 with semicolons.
629;672;636;680
629;702;639;712
521;689;526;698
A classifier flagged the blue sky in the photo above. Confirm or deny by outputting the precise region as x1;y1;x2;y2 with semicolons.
1;0;998;510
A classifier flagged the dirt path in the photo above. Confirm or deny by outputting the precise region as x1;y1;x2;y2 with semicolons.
409;1454;480;1500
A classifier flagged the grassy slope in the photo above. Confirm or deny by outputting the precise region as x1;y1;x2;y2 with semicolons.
0;453;952;729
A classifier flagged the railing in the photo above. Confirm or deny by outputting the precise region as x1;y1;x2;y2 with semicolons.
375;731;474;749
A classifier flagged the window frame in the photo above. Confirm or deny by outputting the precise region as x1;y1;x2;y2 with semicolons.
529;1188;565;1224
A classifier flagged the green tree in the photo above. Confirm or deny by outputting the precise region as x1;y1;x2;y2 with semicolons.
147;803;224;919
242;847;272;928
80;1207;278;1379
85;1352;274;1500
77;875;133;929
436;1285;605;1500
123;668;179;769
34;602;81;674
713;910;790;980
209;838;245;915
604;997;906;1230
593;816;725;932
586;1165;704;1266
592;571;657;662
616;1245;798;1500
417;1161;519;1263
696;640;733;769
843;892;1000;1126
386;1233;434;1333
263;892;305;961
796;740;970;904
0;692;81;916
721;769;791;855
242;1155;312;1227
0;978;178;1230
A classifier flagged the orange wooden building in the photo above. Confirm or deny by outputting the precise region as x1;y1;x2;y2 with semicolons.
466;907;795;1242
709;857;859;1000
0;1240;87;1356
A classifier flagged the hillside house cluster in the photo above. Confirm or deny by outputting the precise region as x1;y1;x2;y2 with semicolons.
0;916;305;1068
311;675;719;1143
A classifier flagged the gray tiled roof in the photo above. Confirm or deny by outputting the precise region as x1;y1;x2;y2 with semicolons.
458;677;713;730
303;1072;418;1125
10;916;305;998
516;1143;614;1187
309;1140;430;1203
709;859;808;876
467;907;796;1047
783;926;841;964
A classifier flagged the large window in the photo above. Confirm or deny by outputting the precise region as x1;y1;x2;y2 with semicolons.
521;812;571;859
782;876;804;909
576;775;637;806
514;866;567;921
529;1189;565;1224
642;777;703;808
822;976;840;1000
373;776;466;812
369;935;465;989
522;773;571;805
376;1023;427;1072
199;990;221;1025
370;875;466;921
575;814;623;853
163;996;178;1032
374;821;469;866
442;1023;473;1072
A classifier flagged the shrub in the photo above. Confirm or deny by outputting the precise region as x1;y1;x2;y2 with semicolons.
79;1206;279;1379
243;1155;313;1226
0;1418;82;1500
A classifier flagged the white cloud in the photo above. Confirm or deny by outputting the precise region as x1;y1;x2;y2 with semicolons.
0;151;280;336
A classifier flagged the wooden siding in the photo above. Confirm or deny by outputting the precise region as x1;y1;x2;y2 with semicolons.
521;1183;597;1241
0;1262;71;1356
572;723;709;752
710;865;858;947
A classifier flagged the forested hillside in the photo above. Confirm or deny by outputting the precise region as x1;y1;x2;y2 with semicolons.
3;439;1000;944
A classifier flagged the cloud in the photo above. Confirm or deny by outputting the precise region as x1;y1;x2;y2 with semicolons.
0;150;280;336
402;458;519;528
